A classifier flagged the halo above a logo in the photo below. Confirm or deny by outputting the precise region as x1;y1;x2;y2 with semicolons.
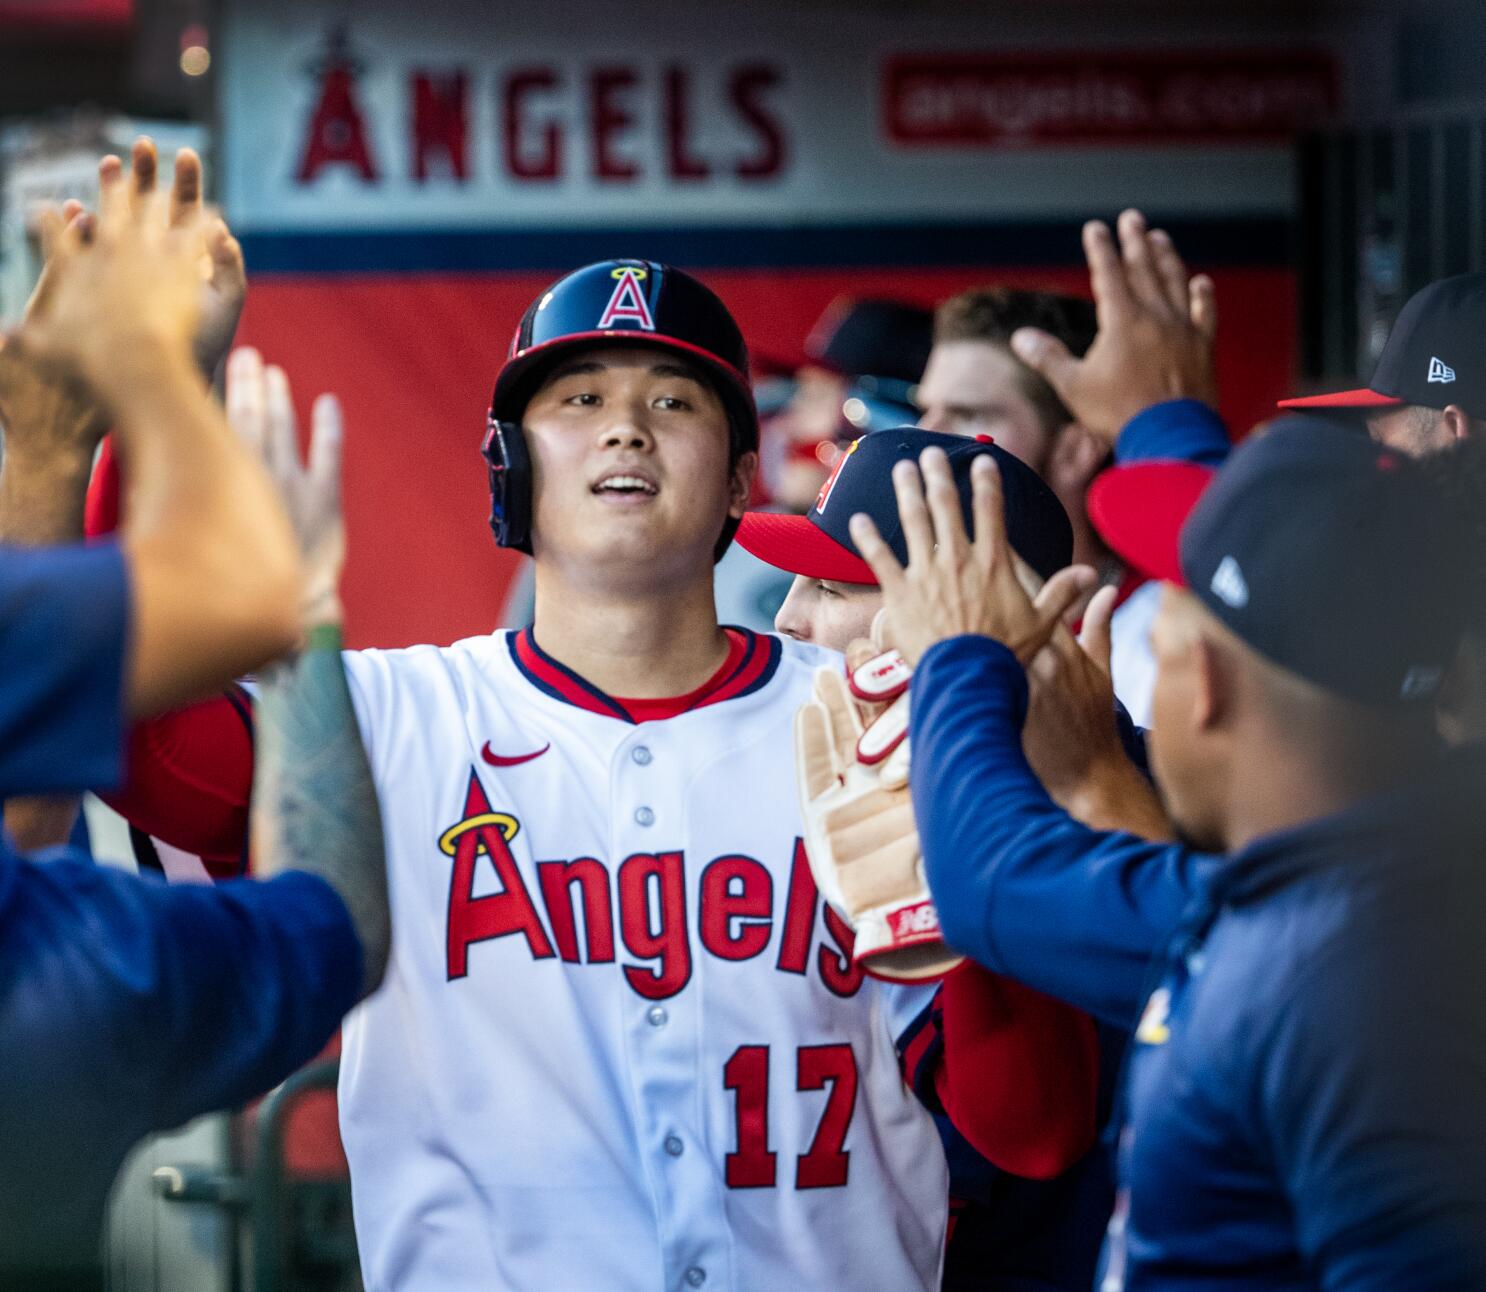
598;267;656;331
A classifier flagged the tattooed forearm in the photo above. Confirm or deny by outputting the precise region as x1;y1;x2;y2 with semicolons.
252;629;389;998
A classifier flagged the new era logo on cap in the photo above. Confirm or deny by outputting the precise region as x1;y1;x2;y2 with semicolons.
1277;274;1486;417
1209;555;1249;608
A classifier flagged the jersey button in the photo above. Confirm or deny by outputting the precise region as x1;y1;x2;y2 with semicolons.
647;1005;668;1028
685;1268;706;1287
631;745;653;766
663;1135;684;1157
634;806;655;827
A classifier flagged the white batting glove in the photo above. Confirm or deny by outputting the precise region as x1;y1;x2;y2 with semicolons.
795;649;963;982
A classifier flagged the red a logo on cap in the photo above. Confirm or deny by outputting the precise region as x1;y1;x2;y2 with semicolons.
598;267;656;330
815;438;862;515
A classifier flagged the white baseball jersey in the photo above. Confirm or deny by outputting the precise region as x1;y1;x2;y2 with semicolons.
339;627;948;1291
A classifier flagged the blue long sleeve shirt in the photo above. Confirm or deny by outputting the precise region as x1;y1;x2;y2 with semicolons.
0;543;363;1283
912;635;1486;1290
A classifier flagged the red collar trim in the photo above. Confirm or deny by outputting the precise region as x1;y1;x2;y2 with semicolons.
509;627;780;724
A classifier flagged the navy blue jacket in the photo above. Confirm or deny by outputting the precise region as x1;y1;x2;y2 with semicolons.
0;543;362;1286
912;635;1486;1290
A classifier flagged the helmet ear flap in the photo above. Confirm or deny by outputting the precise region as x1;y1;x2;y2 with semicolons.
482;415;533;553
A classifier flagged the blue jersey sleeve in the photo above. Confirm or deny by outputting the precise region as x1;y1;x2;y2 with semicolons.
1114;399;1231;467
910;635;1216;1026
0;543;129;796
0;853;362;1132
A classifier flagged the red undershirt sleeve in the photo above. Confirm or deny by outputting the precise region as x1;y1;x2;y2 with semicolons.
100;689;256;873
87;440;257;874
910;962;1099;1180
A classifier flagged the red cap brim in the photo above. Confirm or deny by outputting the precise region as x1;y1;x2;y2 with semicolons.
735;511;877;584
1087;462;1215;585
1276;387;1404;411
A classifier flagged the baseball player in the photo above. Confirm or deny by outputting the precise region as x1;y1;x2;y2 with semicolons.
79;226;1099;1288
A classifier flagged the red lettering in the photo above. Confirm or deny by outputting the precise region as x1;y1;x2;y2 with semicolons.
296;63;378;183
618;851;691;999
730;64;786;179
776;838;818;975
411;70;469;181
664;65;710;181
537;858;615;964
700;855;772;961
795;1044;857;1188
818;904;864;998
505;67;562;180
591;67;639;181
724;1043;858;1192
446;773;554;979
724;1045;777;1187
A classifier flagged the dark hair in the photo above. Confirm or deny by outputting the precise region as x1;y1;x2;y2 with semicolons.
933;288;1097;433
1414;435;1486;635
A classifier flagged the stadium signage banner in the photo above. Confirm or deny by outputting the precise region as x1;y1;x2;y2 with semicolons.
221;1;1356;234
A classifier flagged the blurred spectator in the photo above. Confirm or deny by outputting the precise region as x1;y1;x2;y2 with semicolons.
767;296;932;510
1279;273;1486;454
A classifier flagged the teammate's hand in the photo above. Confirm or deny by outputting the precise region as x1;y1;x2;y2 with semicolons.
0;198;110;466
1020;589;1174;838
1022;589;1123;798
849;448;1095;667
226;347;346;628
156;139;247;379
1010;209;1218;441
15;143;208;391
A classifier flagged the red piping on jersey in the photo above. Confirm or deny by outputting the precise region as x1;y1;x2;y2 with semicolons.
509;626;781;724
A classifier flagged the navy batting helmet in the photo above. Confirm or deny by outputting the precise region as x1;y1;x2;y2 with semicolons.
482;259;759;559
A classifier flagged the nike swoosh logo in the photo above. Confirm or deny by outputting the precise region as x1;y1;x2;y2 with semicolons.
481;741;551;768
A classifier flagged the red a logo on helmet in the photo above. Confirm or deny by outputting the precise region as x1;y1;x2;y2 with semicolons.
598;267;656;331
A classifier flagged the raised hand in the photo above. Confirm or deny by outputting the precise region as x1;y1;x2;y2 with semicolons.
164;141;247;378
1010;209;1218;441
15;143;207;394
848;447;1095;667
226;347;346;628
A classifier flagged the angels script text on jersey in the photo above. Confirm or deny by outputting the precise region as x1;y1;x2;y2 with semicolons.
441;769;865;1000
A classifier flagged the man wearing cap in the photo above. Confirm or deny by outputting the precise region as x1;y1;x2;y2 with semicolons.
738;429;1131;1292
768;297;933;511
929;213;1230;727
741;428;1075;649
845;423;1486;1288
1279;273;1486;454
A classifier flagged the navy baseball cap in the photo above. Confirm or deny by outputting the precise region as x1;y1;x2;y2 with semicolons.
1089;417;1463;706
1278;273;1486;420
737;428;1073;586
805;299;934;385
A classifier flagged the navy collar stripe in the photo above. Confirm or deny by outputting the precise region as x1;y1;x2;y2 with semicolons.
508;627;779;723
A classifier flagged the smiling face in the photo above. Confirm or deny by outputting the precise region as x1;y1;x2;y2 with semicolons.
774;574;882;650
521;344;755;585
